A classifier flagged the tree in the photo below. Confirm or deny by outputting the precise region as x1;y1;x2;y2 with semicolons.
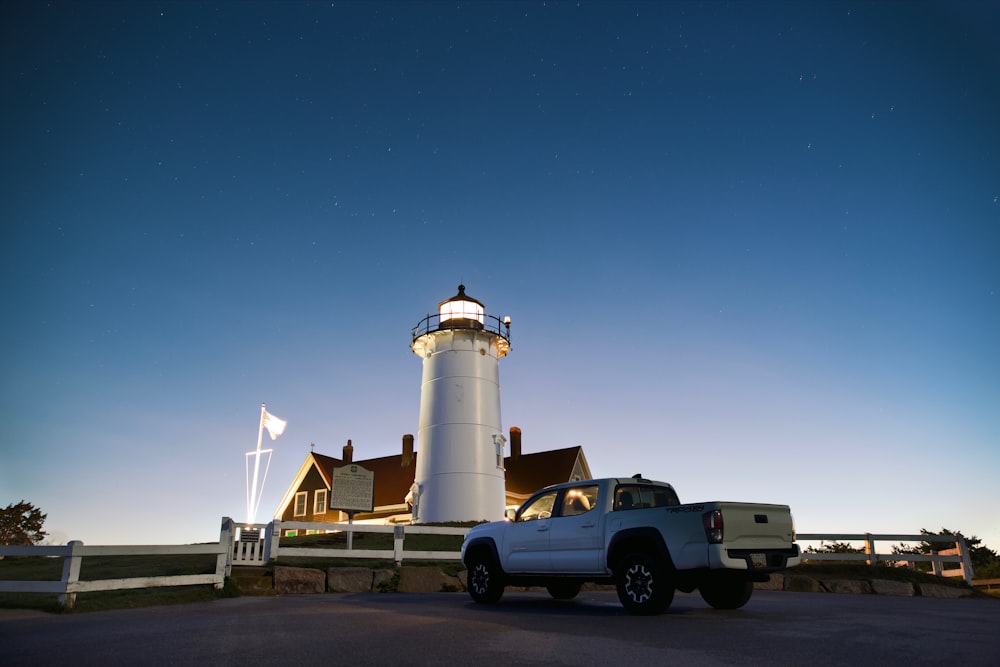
804;541;863;554
0;501;48;546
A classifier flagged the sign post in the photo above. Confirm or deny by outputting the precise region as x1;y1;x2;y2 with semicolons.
330;464;375;550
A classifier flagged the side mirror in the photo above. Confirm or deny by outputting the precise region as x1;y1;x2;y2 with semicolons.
505;508;517;522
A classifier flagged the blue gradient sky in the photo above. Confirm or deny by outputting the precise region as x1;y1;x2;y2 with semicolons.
2;1;998;550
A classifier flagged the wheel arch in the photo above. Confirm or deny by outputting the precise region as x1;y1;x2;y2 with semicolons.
463;537;503;570
607;528;674;571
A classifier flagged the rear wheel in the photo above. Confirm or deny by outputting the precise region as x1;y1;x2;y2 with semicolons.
546;581;582;600
466;551;505;604
615;551;674;615
699;572;754;609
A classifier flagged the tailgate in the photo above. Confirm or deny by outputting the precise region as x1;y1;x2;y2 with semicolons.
718;502;795;549
711;502;799;571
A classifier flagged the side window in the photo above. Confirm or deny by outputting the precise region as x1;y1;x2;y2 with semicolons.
652;486;680;507
293;491;307;517
560;485;599;517
635;486;655;509
517;490;558;521
313;489;328;514
615;485;639;511
616;485;679;510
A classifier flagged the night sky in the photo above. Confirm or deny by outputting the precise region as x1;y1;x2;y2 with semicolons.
2;1;998;550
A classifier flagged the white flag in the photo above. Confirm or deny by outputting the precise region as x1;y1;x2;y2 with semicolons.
263;410;287;440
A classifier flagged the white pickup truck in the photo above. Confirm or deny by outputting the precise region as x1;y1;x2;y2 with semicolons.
460;475;801;614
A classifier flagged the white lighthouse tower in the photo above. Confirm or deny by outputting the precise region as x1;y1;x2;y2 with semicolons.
409;285;511;523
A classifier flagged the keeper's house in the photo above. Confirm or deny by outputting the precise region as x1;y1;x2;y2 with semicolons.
273;427;591;536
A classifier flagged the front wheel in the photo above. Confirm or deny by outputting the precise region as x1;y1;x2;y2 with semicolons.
466;552;505;604
615;551;674;615
699;572;754;610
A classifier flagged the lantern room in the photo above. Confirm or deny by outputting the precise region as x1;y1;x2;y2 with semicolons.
411;285;510;358
439;284;485;328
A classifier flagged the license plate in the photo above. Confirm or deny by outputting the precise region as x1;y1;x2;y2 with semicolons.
750;553;767;568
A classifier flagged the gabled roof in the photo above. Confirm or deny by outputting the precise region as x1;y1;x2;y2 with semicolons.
504;446;590;497
273;452;328;518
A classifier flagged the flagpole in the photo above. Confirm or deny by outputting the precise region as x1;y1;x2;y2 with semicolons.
247;402;266;523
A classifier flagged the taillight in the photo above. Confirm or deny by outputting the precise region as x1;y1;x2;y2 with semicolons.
703;509;724;544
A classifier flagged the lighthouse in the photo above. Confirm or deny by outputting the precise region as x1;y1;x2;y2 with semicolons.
409;285;511;523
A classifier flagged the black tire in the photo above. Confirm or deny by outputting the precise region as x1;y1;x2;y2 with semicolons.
615;551;674;615
699;572;754;610
466;551;505;604
546;581;583;600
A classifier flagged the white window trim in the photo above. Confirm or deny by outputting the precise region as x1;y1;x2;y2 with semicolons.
293;491;307;517
314;489;328;515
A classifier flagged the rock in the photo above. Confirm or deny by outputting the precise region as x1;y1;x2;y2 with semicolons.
918;583;972;599
755;573;784;590
396;566;463;593
273;566;326;594
581;582;616;592
327;567;373;593
821;579;872;595
373;569;398;592
870;579;915;597
784;574;823;592
229;567;276;595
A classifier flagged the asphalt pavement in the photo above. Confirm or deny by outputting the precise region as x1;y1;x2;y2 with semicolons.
1;590;998;666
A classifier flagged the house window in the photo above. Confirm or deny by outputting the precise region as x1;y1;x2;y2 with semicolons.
493;433;506;470
314;489;328;515
285;530;298;537
294;491;307;517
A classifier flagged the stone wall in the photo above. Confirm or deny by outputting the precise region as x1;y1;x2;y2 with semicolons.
237;565;463;595
759;572;974;598
232;566;975;599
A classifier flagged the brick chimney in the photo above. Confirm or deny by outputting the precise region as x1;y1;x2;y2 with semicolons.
342;439;353;463
402;434;414;467
510;426;521;462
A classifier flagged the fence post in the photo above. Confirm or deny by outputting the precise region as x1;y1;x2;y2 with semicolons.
263;521;280;563
864;533;877;566
59;541;84;609
955;534;974;586
931;548;944;577
219;517;234;581
393;525;405;565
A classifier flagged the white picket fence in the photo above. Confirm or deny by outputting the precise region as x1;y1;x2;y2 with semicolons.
0;539;228;610
797;532;974;586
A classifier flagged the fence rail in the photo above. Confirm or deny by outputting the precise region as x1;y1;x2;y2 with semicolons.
224;519;470;569
796;532;974;586
0;539;228;609
259;520;468;568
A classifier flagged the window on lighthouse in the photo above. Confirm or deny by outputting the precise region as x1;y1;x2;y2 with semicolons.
439;299;484;324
